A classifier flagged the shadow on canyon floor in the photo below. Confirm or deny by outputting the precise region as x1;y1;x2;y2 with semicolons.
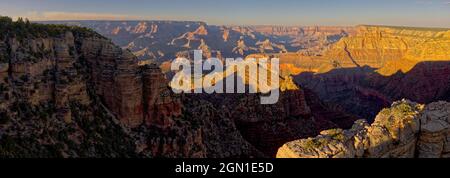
294;61;450;122
178;61;450;157
184;87;359;157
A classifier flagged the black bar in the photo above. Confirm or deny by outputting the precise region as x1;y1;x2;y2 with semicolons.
0;159;447;177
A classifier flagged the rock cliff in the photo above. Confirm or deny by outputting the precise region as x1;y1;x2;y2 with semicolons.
290;25;450;120
0;17;223;158
277;100;450;158
323;25;450;71
44;21;355;62
0;17;139;157
3;17;345;158
4;18;447;158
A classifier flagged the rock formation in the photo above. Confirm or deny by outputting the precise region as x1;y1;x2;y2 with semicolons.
323;25;450;71
232;36;249;55
45;21;355;62
0;17;140;157
289;25;450;120
142;64;181;128
277;100;450;158
0;17;214;158
4;17;348;158
3;18;448;159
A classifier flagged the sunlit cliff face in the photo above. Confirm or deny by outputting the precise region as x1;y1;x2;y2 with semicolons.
274;25;450;77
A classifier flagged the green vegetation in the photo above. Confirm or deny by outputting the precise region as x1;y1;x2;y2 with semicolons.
380;102;415;119
0;16;104;41
325;129;346;142
303;137;330;149
302;128;346;150
0;111;9;125
19;75;29;82
378;101;419;129
0;83;7;93
0;53;6;63
394;103;415;114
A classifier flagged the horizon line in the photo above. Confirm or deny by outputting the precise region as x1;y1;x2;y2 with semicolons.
31;19;450;29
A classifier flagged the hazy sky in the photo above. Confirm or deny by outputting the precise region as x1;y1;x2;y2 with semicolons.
0;0;449;27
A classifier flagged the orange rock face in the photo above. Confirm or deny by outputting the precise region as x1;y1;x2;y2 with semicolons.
193;25;208;35
79;37;145;127
285;25;450;120
76;37;184;128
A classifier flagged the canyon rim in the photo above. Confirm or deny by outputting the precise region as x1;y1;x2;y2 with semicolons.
0;0;450;163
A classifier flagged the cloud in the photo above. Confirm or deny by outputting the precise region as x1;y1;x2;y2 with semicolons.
22;11;142;21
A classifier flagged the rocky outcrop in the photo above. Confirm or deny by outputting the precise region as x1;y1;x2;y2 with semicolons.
80;36;145;127
132;22;149;34
277;100;450;158
255;39;287;53
64;31;181;129
232;36;249;55
193;25;208;35
222;28;230;42
417;101;450;158
142;64;181;128
197;39;212;58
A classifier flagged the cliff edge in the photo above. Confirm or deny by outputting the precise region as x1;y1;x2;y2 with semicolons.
277;100;450;158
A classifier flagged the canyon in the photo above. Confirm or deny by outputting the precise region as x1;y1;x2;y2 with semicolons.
0;17;356;157
291;25;450;120
44;21;355;62
1;17;449;158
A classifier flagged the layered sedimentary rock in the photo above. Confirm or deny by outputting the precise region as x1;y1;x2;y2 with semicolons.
70;31;181;129
323;25;450;70
277;100;450;158
287;25;450;119
142;64;181;128
0;19;198;158
80;36;144;127
253;26;357;55
279;25;450;74
6;19;448;158
0;20;352;158
0;19;140;157
251;26;356;37
45;21;355;61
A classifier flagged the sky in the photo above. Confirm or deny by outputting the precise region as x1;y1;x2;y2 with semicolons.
0;0;449;27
